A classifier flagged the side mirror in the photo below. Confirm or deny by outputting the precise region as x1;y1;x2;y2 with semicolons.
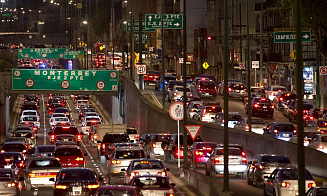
171;183;176;187
49;178;55;182
35;136;38;139
84;153;88;156
121;168;126;172
18;177;24;181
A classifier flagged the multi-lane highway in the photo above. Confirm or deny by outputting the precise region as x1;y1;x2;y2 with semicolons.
15;94;189;196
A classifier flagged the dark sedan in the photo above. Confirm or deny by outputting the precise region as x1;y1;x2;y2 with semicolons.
250;97;274;118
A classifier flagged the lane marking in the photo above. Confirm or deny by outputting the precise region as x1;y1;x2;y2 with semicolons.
42;94;46;145
148;90;163;109
89;98;109;124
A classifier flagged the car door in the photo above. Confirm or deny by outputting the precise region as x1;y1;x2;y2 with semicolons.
248;155;259;180
266;169;278;195
206;149;215;172
263;123;272;135
309;135;319;148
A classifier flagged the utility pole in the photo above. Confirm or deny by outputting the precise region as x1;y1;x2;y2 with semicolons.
246;0;252;139
295;0;305;195
161;0;165;110
111;0;115;69
316;44;320;108
259;0;263;83
239;4;243;82
223;0;229;192
182;0;188;169
129;0;134;80
139;11;144;90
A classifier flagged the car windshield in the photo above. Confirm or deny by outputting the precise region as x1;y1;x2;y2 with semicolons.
54;108;68;113
228;114;242;121
205;106;222;113
126;129;138;134
200;81;215;88
59;170;95;181
29;159;61;168
132;160;163;169
22;105;37;110
281;169;313;180
275;124;296;132
176;87;191;92
23;117;37;121
54;148;82;156
216;148;242;155
2;144;25;151
132;176;170;189
38;146;55;153
102;134;129;143
115;150;145;159
0;154;22;161
262;156;291;163
5;138;25;143
96;190;134;196
23;112;37;115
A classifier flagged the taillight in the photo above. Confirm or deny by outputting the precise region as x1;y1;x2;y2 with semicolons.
202;109;206;117
77;135;81;141
1;150;4;153
274;129;278;135
280;182;291;188
166;194;175;196
309;116;314;120
6;182;16;188
93;135;98;139
270;92;274;95
258;165;264;169
195;151;200;156
157;171;167;176
279;97;283;101
87;184;99;189
5;158;10;163
29;173;36;178
228;88;232;92
308;183;316;188
111;160;121;164
242;151;246;156
102;143;106;149
222;119;225;123
51;135;55;140
293;130;297;134
270;105;274;109
254;104;259;108
75;157;84;161
152;143;156;148
135;134;140;139
130;172;139;177
22;150;27;153
214;157;219;163
56;185;68;189
19;162;24;167
242;157;247;163
319;145;324;149
245;125;249;131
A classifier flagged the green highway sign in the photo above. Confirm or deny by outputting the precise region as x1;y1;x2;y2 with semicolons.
63;50;84;59
126;20;156;32
12;69;119;91
145;14;183;29
134;34;148;42
274;31;311;43
18;48;84;59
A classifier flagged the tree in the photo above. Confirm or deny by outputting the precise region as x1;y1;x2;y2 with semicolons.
274;0;327;56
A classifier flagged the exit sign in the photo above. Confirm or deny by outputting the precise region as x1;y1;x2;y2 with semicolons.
274;31;311;43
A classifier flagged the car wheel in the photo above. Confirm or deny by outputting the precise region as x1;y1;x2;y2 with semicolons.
254;177;261;187
273;189;277;196
25;182;32;191
263;186;268;196
247;173;252;185
100;155;106;166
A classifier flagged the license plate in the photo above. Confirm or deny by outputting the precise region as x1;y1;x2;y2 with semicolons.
64;138;69;141
205;93;209;95
73;186;82;192
235;90;239;93
263;106;267;108
283;134;289;137
4;165;11;169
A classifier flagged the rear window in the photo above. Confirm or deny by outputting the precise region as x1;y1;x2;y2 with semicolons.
164;76;176;82
115;150;145;159
53;114;65;117
86;121;100;126
85;117;100;121
275;124;296;132
83;108;95;113
29;159;61;168
153;135;171;142
22;105;37;110
23;117;37;121
231;83;245;90
318;121;327;127
303;104;313;110
216;148;242;155
251;118;265;124
96;190;133;196
132;160;163;169
251;88;265;93
54;148;82;156
103;134;129;143
60;170;95;180
262;156;291;163
23;112;37;115
281;93;296;100
2;144;25;151
176;87;191;92
253;98;270;103
275;87;287;91
55;118;69;121
132;176;170;189
127;129;138;134
0;171;12;179
0;154;22;161
281;169;313;180
200;81;215;88
38;146;55;153
321;136;327;142
195;143;217;150
53;127;79;135
178;135;203;145
228;114;242;121
48;99;59;103
205;106;222;113
16;132;33;138
54;108;69;113
187;97;202;102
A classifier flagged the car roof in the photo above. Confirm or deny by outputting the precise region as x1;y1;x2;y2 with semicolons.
270;122;294;125
115;146;144;151
28;156;59;161
0;152;23;155
22;110;38;113
36;145;55;148
60;167;93;172
97;185;139;190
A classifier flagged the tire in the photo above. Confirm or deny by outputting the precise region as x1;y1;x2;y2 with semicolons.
263;187;268;196
254;177;261;187
247;173;252;185
273;189;277;196
25;182;32;191
100;155;106;166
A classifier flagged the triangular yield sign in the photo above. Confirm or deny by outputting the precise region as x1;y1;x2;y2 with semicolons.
185;125;202;141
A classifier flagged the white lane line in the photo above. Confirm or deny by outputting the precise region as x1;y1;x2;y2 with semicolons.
42;94;46;145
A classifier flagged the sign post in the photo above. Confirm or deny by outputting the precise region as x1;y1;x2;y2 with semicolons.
252;61;259;83
185;125;202;169
169;102;183;168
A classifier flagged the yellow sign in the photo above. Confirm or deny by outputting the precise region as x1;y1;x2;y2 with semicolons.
99;46;104;51
290;49;296;60
145;43;148;48
134;52;139;64
77;3;82;9
202;62;210;69
79;41;85;47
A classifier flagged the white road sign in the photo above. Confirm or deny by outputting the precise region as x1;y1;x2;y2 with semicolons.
185;125;202;141
136;64;146;74
169;102;183;121
252;61;259;69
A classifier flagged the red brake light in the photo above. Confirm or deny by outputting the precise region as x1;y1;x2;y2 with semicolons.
195;151;200;156
6;182;16;188
206;147;212;150
173;92;177;96
29;173;36;178
75;157;84;161
19;162;24;167
319;145;324;149
242;151;246;156
254;104;259;108
214;157;219;163
152;143;156;148
274;129;278;134
280;182;291;188
258;165;264;169
309;116;314;120
293;130;297;134
242;157;247;163
212;106;215;109
5;159;10;163
228;88;232;92
279;97;284;101
130;172;139;177
202;109;206;117
308;183;316;188
56;185;68;189
111;160;121;164
270;105;274;109
62;126;70;129
166;194;175;196
201;78;206;81
222;119;225;123
260;98;266;101
157;171;167;176
102;143;106;149
135;134;140;139
87;184;99;189
24;122;29;125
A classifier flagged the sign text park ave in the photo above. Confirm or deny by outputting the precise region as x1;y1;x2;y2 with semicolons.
145;14;183;29
274;31;311;43
12;69;119;91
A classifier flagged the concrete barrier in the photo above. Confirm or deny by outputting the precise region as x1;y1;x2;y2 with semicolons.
94;75;327;181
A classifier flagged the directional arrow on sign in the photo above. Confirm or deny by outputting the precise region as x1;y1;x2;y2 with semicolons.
148;15;152;21
303;34;309;39
174;23;180;27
